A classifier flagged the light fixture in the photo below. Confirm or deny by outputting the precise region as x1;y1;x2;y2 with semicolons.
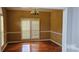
31;8;39;15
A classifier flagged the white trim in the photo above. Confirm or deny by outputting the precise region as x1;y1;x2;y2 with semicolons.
62;8;68;52
6;31;62;34
50;39;62;47
29;39;51;41
51;31;62;35
6;32;21;34
6;31;51;34
40;31;51;32
7;39;51;43
1;43;8;52
8;41;22;43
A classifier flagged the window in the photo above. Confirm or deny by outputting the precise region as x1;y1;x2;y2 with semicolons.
21;19;30;39
21;18;40;39
31;20;40;39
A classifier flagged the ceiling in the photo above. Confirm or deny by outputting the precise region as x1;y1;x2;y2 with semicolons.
5;7;65;12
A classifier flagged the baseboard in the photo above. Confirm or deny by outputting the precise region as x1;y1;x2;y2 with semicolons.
1;43;8;52
7;39;51;43
8;41;23;43
29;39;51;41
50;39;62;47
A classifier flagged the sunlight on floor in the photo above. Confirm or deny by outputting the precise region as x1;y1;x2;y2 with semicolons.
22;44;30;52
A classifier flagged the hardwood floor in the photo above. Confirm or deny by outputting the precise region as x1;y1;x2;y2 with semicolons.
3;41;62;52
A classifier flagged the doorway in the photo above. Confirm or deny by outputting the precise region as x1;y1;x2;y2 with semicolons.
21;18;40;40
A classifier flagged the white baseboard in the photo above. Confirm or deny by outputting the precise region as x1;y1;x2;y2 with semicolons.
8;41;23;43
50;39;62;47
1;43;8;52
7;39;51;43
29;39;51;41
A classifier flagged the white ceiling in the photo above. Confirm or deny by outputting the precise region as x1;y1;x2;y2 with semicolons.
6;7;65;12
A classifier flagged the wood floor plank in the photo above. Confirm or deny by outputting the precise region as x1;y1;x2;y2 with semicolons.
3;41;62;52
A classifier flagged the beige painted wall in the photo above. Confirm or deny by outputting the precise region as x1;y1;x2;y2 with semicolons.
0;7;3;15
6;10;50;41
50;10;63;45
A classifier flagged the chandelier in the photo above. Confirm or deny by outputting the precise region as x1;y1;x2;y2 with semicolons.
30;8;39;15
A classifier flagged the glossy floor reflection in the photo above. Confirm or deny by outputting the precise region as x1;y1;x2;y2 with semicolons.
4;41;62;52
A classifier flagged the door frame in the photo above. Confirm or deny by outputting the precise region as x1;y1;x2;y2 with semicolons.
62;8;68;52
0;15;5;52
0;15;2;52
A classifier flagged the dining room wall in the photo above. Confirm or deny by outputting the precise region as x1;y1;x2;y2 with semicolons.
6;10;50;42
50;9;63;45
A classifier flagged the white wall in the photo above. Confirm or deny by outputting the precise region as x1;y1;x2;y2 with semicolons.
67;7;79;52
